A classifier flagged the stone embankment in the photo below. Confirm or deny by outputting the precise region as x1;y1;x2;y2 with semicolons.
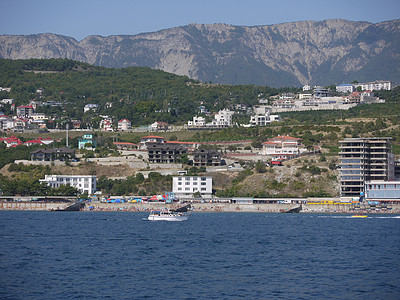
1;201;399;214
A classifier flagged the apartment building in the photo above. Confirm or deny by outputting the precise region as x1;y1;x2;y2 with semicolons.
40;175;96;195
339;138;395;197
147;143;187;163
192;149;222;166
355;80;393;91
172;176;212;198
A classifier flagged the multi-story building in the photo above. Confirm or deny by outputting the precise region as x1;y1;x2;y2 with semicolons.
192;149;222;166
118;119;131;131
78;134;96;149
262;135;307;160
16;105;34;118
172;176;213;198
147;143;187;163
188;116;206;128
31;147;75;161
211;109;234;127
140;135;165;150
313;86;331;98
339;137;395;198
355;80;393;91
336;84;355;94
40;175;96;195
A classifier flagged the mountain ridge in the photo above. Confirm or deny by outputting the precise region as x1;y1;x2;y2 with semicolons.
1;19;399;87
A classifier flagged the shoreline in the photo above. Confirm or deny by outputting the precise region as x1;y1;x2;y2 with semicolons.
1;201;399;214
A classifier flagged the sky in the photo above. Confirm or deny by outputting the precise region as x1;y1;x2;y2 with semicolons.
1;0;399;41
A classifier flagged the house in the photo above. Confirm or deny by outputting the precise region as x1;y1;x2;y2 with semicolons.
172;176;212;198
78;134;96;149
0;135;22;147
24;139;44;146
249;114;270;126
31;147;75;161
16;105;34;118
0;98;14;105
210;109;234;127
83;104;99;113
118;119;131;131
147;143;187;163
313;86;331;98
140;135;165;150
150;121;168;131
0;115;14;130
40;175;96;195
13;118;28;132
37;137;54;145
113;142;137;150
188;116;206;128
262;135;307;160
100;119;113;131
72;120;82;129
336;84;355;94
192;149;222;166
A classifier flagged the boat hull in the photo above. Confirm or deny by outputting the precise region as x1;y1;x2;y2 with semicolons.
148;211;188;221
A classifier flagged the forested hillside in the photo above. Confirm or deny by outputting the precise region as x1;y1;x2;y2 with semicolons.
0;58;298;126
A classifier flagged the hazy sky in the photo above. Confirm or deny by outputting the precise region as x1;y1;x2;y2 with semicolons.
1;0;399;40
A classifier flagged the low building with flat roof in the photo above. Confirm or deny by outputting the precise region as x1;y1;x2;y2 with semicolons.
172;176;212;198
40;175;96;195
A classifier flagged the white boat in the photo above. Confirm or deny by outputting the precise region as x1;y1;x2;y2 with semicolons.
148;210;188;221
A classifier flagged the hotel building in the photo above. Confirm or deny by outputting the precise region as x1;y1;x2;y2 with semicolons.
339;138;395;197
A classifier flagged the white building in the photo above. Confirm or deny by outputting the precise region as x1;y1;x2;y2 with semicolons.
303;85;311;91
211;109;234;127
262;135;307;160
40;175;97;195
355;80;393;91
188;116;206;127
83;104;99;113
0;98;14;105
172;176;213;198
249;114;270;126
299;93;313;100
118;119;131;131
336;84;355;94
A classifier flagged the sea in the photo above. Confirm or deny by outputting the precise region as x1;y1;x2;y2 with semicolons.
0;211;399;300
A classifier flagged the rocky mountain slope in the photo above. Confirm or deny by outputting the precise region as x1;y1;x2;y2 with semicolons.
1;19;399;86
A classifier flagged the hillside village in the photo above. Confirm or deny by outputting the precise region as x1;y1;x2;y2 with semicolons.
0;80;392;133
1;69;399;202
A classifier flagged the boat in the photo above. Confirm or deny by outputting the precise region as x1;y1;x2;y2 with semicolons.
351;214;368;218
148;209;188;221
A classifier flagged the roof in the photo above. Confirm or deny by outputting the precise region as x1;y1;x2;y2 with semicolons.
24;140;43;144
114;142;136;146
141;135;165;140
118;119;131;122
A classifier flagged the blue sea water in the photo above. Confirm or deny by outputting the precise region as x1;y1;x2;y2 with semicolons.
0;212;399;299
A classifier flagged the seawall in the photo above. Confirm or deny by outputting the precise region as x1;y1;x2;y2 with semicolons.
2;201;399;213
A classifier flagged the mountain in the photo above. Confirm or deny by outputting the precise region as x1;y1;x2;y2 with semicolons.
1;19;399;87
